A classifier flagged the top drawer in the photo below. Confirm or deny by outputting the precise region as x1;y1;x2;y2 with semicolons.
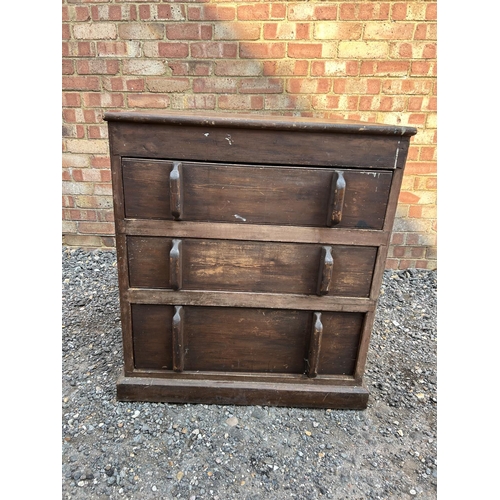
122;159;393;230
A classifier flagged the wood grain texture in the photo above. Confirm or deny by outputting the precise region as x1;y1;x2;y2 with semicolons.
131;304;173;371
172;305;184;372
126;236;377;297
117;373;370;409
105;110;415;408
108;121;409;170
122;159;393;230
317;312;365;376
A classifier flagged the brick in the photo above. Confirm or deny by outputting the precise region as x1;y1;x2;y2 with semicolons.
405;162;437;175
191;42;237;59
364;22;414;40
382;79;433;95
214;23;260;40
94;183;113;196
287;78;330;94
338;41;388;59
359;96;405;112
97;41;141;57
391;3;407;21
238;78;283;94
170;94;216;110
390;42;437;59
146;78;191;93
62;235;104;248
90;156;111;169
414;23;437;41
426;3;438;20
127;94;170;108
320;43;339;58
74;6;90;21
263;60;308;76
64;42;96;58
166;23;212;40
288;3;315;21
62;24;71;40
62;6;70;22
118;23;164;40
391;232;405;245
138;5;151;20
62;195;75;208
312;95;340;110
75;196;113;210
240;42;286;59
288;43;322;58
88;125;109;139
62;221;78;234
168;61;211;76
76;60;119;75
62;60;74;75
62;181;94;195
340;3;390;21
264;23;309;40
73;23;117;40
63;77;100;91
314;5;338;20
333;78;380;95
63;154;90;169
313;22;362;40
426;113;437;129
270;3;286;19
63;124;85;138
399;191;420;204
65;139;109;155
154;42;189;58
215;60;262;76
63;93;81;107
193;77;237;94
158;4;186;20
188;5;233;21
82;92;124;108
78;222;114;235
71;168;103;183
63;209;98;222
123;60;166;76
218;95;264;111
410;61;436;77
91;5;135;21
311;61;358;77
420;147;437;162
264;94;312;111
238;4;270;21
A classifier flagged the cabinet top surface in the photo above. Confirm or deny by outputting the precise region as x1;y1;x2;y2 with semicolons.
103;110;417;137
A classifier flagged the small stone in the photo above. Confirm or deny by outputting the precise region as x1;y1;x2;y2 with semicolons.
78;481;85;487
226;417;238;427
132;411;140;418
304;430;312;436
397;430;404;437
176;471;184;481
152;486;157;492
410;489;417;495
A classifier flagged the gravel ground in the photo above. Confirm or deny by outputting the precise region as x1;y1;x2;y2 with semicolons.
62;247;437;500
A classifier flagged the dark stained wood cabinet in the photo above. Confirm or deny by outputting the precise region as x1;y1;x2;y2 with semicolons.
104;110;416;409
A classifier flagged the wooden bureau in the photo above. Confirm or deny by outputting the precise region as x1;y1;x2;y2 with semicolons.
103;110;416;409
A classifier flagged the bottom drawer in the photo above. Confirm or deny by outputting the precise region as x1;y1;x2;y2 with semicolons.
131;304;364;377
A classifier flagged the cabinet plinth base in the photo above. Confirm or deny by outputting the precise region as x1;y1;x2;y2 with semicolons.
116;373;369;410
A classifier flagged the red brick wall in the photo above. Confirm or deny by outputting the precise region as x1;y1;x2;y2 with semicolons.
62;0;437;270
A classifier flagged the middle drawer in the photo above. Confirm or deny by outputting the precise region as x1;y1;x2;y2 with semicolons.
127;236;377;298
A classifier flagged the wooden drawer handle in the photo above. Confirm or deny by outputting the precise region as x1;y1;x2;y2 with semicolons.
328;171;346;226
172;305;184;372
170;161;183;220
317;246;334;296
170;239;182;290
307;312;323;378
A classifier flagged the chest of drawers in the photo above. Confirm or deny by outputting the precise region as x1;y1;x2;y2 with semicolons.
104;110;416;409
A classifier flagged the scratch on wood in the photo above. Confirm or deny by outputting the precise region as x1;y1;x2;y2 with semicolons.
234;214;246;221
